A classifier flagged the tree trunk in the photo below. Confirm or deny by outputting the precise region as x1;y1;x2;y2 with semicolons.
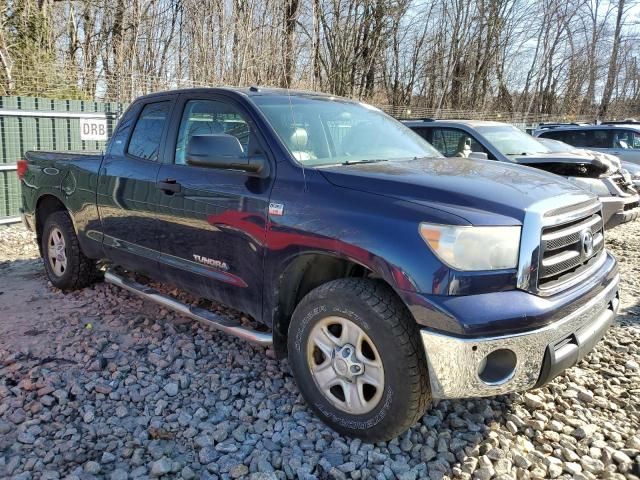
598;0;625;119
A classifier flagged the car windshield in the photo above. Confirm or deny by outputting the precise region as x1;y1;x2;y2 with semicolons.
252;95;441;167
477;125;551;156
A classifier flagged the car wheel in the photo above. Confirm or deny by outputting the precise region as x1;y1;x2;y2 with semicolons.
287;278;431;441
41;210;97;290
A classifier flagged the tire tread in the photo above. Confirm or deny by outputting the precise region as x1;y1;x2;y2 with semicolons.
42;211;97;290
295;278;431;441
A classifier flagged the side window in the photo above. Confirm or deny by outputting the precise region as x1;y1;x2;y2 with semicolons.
611;130;640;149
175;99;251;165
108;104;140;156
127;102;170;161
410;127;433;143
582;130;612;149
431;128;449;157
432;128;488;158
544;130;588;147
540;130;570;142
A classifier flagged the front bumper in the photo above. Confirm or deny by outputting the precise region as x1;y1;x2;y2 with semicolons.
419;271;619;400
601;195;640;228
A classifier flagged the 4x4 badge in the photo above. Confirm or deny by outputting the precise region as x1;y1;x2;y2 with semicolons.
269;203;284;216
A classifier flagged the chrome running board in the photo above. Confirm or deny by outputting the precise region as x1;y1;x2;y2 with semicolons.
104;270;272;346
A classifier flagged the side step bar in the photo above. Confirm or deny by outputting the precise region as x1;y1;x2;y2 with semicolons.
104;270;273;346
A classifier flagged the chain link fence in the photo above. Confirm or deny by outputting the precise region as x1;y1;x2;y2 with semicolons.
3;64;637;121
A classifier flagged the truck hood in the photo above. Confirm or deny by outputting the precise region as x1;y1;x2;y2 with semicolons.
510;151;615;177
320;157;588;225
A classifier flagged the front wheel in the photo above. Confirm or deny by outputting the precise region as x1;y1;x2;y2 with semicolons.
41;210;97;291
287;278;431;442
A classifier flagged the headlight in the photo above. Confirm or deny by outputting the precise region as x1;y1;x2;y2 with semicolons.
419;224;521;271
569;177;612;196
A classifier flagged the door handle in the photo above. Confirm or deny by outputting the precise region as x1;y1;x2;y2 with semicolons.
157;178;181;194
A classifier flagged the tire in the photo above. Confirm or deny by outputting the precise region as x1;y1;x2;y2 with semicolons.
41;210;97;291
287;278;431;442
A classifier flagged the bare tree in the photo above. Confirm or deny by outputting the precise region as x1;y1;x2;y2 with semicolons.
598;0;625;118
0;0;638;120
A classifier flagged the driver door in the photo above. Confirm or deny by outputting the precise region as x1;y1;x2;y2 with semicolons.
153;93;274;319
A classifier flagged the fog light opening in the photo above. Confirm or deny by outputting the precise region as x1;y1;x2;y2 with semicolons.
478;349;517;385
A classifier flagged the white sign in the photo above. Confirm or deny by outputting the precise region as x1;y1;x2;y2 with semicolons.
80;118;108;141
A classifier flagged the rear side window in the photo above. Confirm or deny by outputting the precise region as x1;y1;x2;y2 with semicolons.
127;102;170;161
583;130;612;148
541;129;612;148
539;130;573;143
107;105;140;156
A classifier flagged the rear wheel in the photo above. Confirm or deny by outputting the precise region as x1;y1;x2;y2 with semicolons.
287;278;431;442
41;211;97;290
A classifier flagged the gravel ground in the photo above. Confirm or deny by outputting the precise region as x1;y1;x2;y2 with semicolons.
0;222;639;480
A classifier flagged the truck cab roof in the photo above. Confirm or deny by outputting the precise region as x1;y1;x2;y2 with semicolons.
131;86;358;102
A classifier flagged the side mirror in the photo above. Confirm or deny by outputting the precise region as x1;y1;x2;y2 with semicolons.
468;151;488;161
186;134;269;177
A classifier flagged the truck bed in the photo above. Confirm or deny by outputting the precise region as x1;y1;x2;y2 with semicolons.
21;151;104;247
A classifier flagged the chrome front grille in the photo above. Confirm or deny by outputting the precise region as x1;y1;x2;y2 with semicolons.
538;204;604;290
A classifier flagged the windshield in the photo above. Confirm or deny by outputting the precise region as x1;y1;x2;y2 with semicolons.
477;125;551;156
253;95;441;166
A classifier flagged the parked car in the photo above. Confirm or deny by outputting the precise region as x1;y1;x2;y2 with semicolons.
404;119;640;229
533;122;640;165
19;88;619;441
537;136;640;190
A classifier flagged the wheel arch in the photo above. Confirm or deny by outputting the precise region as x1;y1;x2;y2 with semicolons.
35;194;69;256
270;252;408;358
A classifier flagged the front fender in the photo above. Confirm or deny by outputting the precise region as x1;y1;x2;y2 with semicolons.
261;167;461;359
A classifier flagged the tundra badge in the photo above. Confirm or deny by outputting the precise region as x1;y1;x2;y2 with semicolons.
193;255;229;271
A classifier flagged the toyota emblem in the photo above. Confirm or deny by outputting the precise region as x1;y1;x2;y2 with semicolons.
580;229;594;258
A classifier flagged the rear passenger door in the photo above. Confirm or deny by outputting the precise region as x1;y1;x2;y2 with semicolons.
153;93;273;320
97;96;175;275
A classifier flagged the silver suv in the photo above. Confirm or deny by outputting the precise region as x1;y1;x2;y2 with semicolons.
533;122;640;165
404;119;640;229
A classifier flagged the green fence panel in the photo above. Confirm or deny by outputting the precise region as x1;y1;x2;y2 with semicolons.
21;97;38;153
0;171;20;219
2;97;21;165
0;95;125;220
52;99;66;151
6;171;20;219
69;100;83;151
0;172;6;218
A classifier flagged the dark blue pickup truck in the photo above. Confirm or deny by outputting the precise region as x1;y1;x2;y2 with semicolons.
19;88;619;441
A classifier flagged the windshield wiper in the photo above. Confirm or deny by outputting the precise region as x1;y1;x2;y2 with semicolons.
341;159;389;165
